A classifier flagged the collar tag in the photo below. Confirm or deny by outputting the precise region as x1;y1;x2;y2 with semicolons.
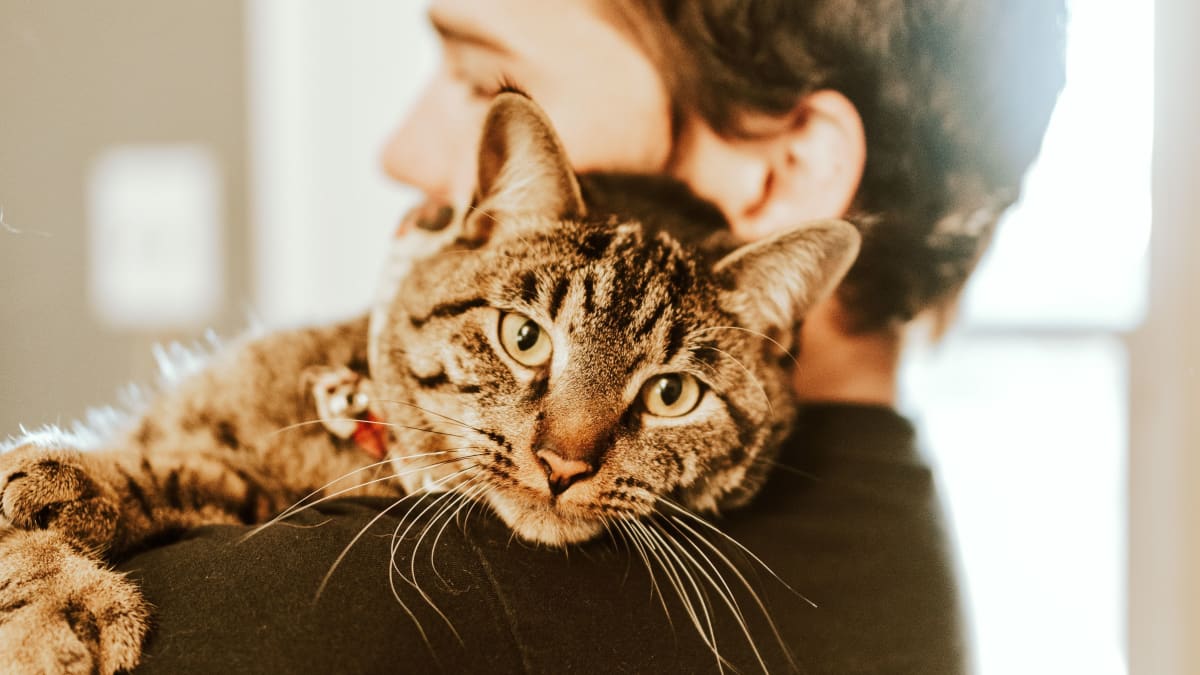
308;367;387;460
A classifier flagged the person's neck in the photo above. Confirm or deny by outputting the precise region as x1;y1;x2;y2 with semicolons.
791;297;901;406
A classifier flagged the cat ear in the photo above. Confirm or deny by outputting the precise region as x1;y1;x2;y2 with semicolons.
473;93;587;223
713;219;861;332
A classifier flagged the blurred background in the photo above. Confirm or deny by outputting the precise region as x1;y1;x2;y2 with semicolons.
0;1;1194;673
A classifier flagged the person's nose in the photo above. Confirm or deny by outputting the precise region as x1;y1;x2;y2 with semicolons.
380;74;481;204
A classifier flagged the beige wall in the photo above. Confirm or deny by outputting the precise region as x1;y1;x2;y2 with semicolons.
0;1;247;434
1129;0;1200;671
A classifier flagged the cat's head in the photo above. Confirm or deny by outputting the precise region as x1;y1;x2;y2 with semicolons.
371;94;859;546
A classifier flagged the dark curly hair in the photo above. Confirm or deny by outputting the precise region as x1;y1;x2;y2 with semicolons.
607;0;1067;331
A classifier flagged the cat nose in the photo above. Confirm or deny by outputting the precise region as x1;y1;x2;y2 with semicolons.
535;449;594;496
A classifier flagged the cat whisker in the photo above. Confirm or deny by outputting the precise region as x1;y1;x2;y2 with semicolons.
246;450;485;541
626;521;695;631
464;478;493;523
692;325;800;369
664;514;800;673
426;481;489;584
657;515;796;675
762;460;819;482
638;520;729;674
315;492;424;604
459;201;499;227
315;465;481;603
614;516;662;600
296;452;479;518
614;518;674;631
381;546;442;660
255;449;475;528
386;477;486;647
377;487;477;656
411;481;480;587
693;345;774;418
598;514;632;582
261;518;333;530
244;454;418;541
604;514;647;594
656;497;814;607
373;398;488;435
597;513;620;565
639;497;819;672
267;416;470;441
655;516;748;625
393;478;485;590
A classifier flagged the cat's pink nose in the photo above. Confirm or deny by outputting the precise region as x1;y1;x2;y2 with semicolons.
536;449;593;496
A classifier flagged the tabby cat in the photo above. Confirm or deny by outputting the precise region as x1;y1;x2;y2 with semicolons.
0;93;859;673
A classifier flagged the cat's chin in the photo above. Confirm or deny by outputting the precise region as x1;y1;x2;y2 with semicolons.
485;492;605;547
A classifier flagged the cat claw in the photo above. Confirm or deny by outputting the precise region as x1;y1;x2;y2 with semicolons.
0;445;119;551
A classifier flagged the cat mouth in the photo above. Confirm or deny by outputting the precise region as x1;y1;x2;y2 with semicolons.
484;489;606;547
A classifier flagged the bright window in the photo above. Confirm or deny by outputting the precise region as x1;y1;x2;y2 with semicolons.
903;2;1152;672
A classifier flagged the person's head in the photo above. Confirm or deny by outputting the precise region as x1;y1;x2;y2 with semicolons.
384;0;1065;333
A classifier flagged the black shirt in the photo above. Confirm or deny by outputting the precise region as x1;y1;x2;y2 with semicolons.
121;403;968;674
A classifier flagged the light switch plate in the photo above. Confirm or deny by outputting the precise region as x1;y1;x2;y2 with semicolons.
87;145;223;329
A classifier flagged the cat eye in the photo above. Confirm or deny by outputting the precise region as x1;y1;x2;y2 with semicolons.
640;373;703;418
498;312;553;367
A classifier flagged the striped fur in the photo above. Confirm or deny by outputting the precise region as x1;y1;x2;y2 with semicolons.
0;93;859;672
373;197;855;546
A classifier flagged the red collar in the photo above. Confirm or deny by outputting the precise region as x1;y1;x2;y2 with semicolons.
351;413;389;461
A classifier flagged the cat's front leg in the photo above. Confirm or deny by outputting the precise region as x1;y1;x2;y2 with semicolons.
0;444;122;553
0;528;149;675
1;441;283;556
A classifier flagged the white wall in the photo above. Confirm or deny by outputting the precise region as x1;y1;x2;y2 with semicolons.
0;0;249;434
246;0;434;326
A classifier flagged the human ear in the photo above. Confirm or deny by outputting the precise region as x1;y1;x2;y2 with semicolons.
670;90;866;242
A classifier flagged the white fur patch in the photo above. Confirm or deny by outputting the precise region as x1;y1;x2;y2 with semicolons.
2;328;244;454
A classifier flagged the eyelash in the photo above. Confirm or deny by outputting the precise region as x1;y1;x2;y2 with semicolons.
470;73;529;100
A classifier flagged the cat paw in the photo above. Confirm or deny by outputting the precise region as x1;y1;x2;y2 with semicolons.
0;529;149;675
0;445;120;552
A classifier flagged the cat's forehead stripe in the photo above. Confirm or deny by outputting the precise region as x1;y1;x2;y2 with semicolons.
581;272;596;315
547;276;570;321
629;297;668;339
482;222;728;376
577;229;616;260
410;296;488;328
519;270;538;305
664;321;689;364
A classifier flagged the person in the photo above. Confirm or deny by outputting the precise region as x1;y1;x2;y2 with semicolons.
118;1;1065;672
